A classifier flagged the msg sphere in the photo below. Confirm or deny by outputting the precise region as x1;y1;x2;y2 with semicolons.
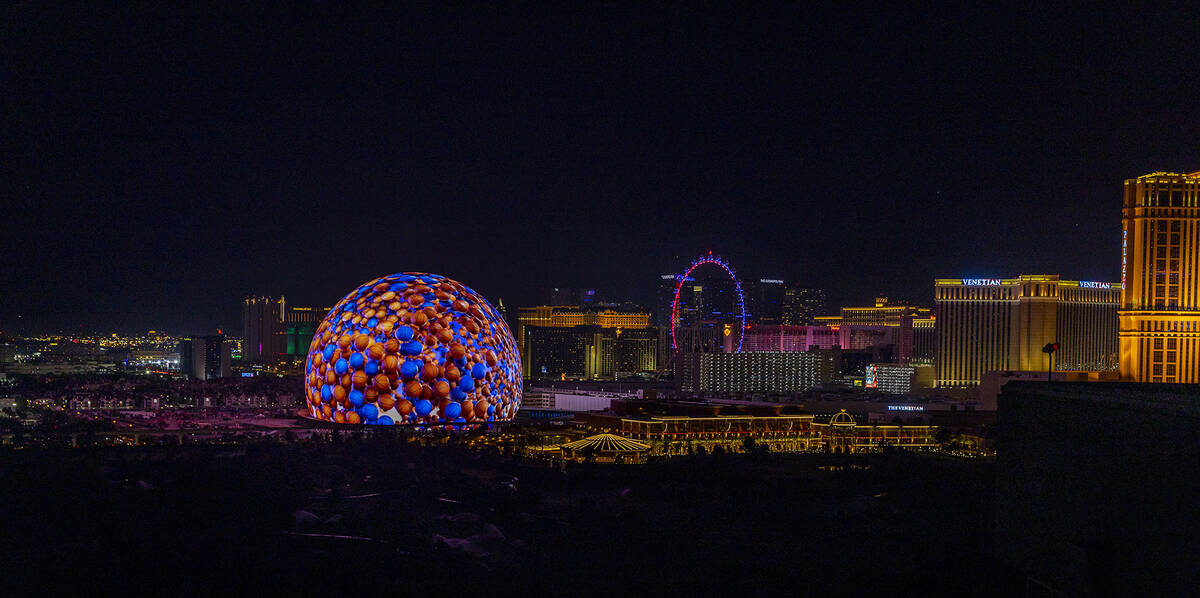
304;273;521;425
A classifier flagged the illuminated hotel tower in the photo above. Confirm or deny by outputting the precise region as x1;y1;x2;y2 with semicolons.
934;275;1120;387
1119;171;1200;383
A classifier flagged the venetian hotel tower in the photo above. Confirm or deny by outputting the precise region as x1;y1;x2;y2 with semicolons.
1119;171;1200;382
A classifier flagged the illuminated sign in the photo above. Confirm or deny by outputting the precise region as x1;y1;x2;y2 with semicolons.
759;279;784;284
887;405;924;411
961;279;1001;286
864;364;878;388
661;274;676;280
1079;281;1111;289
1121;229;1127;284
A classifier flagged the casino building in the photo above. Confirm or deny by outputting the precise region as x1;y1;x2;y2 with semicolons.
934;275;1120;387
813;297;934;363
1119;171;1200;383
518;305;657;379
676;350;835;393
575;402;939;455
242;296;330;365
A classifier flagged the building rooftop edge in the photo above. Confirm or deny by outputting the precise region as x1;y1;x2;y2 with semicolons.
1127;170;1200;181
934;276;1121;288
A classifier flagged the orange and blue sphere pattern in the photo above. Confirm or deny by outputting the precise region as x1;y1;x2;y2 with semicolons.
304;273;521;425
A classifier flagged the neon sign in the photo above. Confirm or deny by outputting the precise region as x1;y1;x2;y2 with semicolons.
759;279;784;284
1079;281;1111;289
962;279;1001;286
887;405;924;411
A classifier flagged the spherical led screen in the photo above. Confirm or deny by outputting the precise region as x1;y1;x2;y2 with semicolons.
303;273;521;425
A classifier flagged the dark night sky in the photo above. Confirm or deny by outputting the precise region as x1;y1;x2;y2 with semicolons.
4;5;1198;335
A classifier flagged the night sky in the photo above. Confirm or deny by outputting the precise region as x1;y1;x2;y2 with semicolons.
4;6;1198;335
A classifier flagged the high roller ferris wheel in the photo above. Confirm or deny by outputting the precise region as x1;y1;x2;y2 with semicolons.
669;251;748;353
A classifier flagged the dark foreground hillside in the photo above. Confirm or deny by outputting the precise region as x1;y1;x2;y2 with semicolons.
0;437;1015;596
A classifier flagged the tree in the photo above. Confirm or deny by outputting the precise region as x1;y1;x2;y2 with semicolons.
742;436;757;455
935;428;951;450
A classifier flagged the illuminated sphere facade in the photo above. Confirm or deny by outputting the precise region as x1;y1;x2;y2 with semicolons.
304;273;521;425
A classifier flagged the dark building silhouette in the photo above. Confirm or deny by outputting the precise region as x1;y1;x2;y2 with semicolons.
243;296;283;363
743;278;786;324
997;382;1199;596
781;286;827;325
243;296;328;364
548;287;597;306
179;335;231;380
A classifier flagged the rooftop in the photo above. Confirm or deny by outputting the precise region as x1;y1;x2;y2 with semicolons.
1001;382;1200;417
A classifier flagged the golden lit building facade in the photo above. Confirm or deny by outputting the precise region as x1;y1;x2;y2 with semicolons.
839;296;931;326
518;305;655;379
935;276;1120;387
575;409;937;455
814;296;930;327
517;305;650;347
1119;171;1200;382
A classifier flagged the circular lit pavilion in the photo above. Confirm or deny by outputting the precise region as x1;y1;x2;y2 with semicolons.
560;433;651;463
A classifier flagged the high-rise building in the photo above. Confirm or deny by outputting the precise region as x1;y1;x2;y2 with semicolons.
655;274;682;327
1118;171;1200;383
935;275;1120;387
864;363;917;394
243;296;329;364
743;278;786;324
0;338;15;365
281;305;322;358
663;268;737;327
676;350;835;393
781;286;827;325
908;315;936;363
522;325;659;380
548;287;597;306
518;305;655;378
179;335;231;380
243;296;283;363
